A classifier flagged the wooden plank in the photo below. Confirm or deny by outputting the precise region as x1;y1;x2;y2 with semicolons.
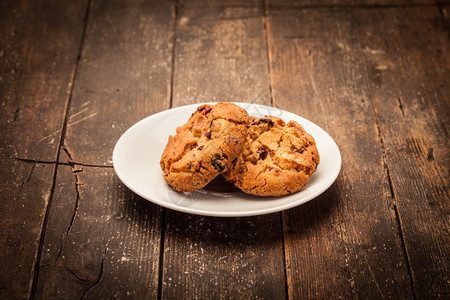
0;0;88;298
61;0;175;166
0;162;55;299
162;212;286;299
162;0;286;298
34;165;163;299
359;7;449;298
0;0;87;161
172;0;271;106
266;6;417;298
34;0;176;298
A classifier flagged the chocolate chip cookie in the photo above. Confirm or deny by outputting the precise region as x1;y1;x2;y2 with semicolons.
223;116;320;196
160;102;248;192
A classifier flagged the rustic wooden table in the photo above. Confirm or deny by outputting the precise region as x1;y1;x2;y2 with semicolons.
1;0;449;299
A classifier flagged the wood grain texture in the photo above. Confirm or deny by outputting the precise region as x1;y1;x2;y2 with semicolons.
267;0;435;8
172;0;271;105
266;6;416;298
2;0;449;299
0;162;55;299
61;0;176;166
359;7;449;298
0;0;88;298
162;0;286;298
0;0;87;161
162;212;286;299
33;0;177;297
35;165;163;299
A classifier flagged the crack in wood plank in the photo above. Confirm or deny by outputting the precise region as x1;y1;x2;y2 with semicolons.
13;106;20;122
81;250;106;299
371;101;417;300
62;145;82;237
62;145;75;164
66;183;81;235
17;162;36;197
56;243;64;262
14;157;113;168
64;266;88;282
50;134;87;273
397;97;406;118
14;157;56;164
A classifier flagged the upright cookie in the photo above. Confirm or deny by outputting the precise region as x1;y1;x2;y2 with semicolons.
160;102;248;192
223;116;320;196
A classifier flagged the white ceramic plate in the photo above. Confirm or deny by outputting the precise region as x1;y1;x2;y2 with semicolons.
113;102;341;217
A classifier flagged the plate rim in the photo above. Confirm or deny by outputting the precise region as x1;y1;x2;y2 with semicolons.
113;102;341;217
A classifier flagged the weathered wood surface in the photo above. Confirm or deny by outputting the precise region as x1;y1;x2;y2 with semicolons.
34;0;175;298
0;0;88;298
161;1;286;298
266;6;411;298
61;0;175;166
266;3;449;298
162;212;286;299
35;165;163;299
172;0;272;106
363;7;449;298
0;0;449;299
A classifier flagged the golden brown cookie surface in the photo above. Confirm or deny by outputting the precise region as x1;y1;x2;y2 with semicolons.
160;102;248;192
223;116;320;196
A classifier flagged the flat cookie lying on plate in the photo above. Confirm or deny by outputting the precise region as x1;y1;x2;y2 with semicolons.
223;116;320;196
160;102;248;192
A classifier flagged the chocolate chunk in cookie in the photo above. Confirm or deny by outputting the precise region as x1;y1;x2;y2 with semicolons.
160;102;248;192
223;116;320;196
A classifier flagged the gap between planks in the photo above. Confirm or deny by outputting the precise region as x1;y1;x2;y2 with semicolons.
168;0;179;110
262;1;288;297
262;0;274;107
157;0;179;299
29;0;93;298
278;212;289;299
